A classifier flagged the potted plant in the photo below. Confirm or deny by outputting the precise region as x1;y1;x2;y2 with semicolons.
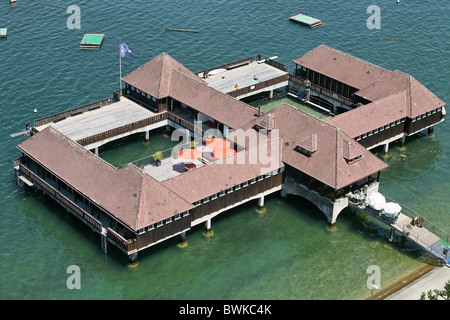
152;151;163;167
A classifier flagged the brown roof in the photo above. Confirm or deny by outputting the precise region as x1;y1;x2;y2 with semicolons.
355;70;446;118
230;103;388;190
327;90;408;138
122;52;259;129
169;70;259;129
17;127;193;231
162;138;284;203
121;52;204;99
293;45;391;89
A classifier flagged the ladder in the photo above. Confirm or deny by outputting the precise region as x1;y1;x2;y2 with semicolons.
101;228;108;254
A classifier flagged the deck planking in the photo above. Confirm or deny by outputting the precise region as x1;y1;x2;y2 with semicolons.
36;97;156;142
203;61;287;94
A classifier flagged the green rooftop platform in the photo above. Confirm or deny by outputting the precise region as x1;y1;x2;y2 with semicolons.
80;34;105;49
0;28;7;39
288;13;323;28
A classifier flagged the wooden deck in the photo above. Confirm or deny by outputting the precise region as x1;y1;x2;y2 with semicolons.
36;97;156;142
392;213;449;261
349;197;450;262
203;60;288;96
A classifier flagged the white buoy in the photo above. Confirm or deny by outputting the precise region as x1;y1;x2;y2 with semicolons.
33;108;37;114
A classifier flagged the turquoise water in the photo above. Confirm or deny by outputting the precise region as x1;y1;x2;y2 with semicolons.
1;1;449;300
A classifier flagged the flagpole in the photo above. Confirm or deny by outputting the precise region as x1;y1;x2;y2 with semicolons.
119;39;122;97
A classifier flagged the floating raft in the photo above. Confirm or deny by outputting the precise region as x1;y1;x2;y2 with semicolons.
288;13;323;28
0;28;7;39
80;34;105;49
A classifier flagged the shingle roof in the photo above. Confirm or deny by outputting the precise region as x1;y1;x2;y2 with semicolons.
293;45;391;89
17;127;193;231
169;70;259;129
327;90;408;138
355;70;446;118
121;52;204;99
122;52;259;129
162;138;284;203
229;103;388;190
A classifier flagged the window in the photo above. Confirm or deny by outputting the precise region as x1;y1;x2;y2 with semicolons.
250;178;256;184
165;217;172;224
157;221;163;227
219;190;225;197
356;135;361;141
211;193;218;200
194;201;201;206
374;128;379;134
174;214;181;220
227;187;233;194
203;197;209;203
183;211;190;217
147;224;155;231
138;228;146;235
258;175;264;181
235;184;241;191
242;181;249;188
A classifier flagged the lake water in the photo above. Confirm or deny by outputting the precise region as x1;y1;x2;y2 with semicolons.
1;0;448;300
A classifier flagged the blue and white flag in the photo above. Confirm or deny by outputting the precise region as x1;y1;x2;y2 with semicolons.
120;41;133;57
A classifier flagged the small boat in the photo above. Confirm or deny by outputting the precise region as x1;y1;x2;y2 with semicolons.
208;68;226;76
10;0;17;3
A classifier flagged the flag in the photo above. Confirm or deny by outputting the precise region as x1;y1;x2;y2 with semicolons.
120;41;133;57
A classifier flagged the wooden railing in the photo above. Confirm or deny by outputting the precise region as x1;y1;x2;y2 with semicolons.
19;163;102;232
77;112;168;146
107;227;137;252
288;75;354;107
34;97;114;127
228;74;289;98
197;56;254;76
264;58;288;72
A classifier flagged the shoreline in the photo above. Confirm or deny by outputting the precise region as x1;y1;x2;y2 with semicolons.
362;260;447;300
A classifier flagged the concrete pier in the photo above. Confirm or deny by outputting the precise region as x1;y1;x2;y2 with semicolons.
258;195;265;208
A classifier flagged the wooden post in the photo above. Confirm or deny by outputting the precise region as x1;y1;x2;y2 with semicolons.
389;227;395;243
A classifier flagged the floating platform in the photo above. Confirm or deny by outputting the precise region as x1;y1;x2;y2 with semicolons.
0;28;7;39
80;34;105;49
288;13;323;28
